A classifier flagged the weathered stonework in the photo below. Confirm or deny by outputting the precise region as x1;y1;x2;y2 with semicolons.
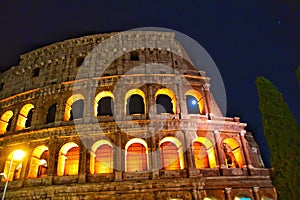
0;31;276;199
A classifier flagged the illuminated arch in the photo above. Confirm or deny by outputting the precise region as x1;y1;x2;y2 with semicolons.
223;138;244;168
94;91;114;116
28;145;49;178
64;94;85;121
0;110;13;134
193;137;217;168
125;138;149;172
185;89;205;114
90;140;113;174
124;89;146;115
159;137;184;170
16;104;34;130
155;88;176;114
3;149;26;181
57;142;80;176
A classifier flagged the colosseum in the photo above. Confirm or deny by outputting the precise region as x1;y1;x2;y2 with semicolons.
0;31;276;200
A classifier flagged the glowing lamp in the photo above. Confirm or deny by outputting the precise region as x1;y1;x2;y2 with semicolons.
12;150;26;161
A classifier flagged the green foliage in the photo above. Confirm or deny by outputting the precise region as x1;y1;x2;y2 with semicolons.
256;76;300;200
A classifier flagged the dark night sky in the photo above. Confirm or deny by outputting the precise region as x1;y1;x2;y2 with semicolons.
0;1;299;167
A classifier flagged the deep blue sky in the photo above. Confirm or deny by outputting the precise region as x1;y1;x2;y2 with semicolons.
0;1;299;167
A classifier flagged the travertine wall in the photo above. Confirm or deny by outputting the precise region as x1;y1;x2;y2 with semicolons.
0;31;276;200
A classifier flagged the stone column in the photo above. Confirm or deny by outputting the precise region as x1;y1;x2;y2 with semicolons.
78;145;87;183
240;130;253;169
253;187;260;200
213;130;226;169
203;84;212;116
147;84;156;118
175;80;187;118
184;131;198;177
225;188;232;200
151;133;160;179
47;136;58;182
114;131;123;181
84;79;95;123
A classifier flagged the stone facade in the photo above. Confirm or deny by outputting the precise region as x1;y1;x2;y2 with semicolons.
0;31;276;199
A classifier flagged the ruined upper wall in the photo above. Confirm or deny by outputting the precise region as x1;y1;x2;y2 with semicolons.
0;31;205;100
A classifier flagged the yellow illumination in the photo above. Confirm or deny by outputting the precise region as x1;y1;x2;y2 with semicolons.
124;89;146;115
0;110;13;134
12;150;26;161
125;138;149;172
94;91;114;116
90;140;113;174
16;104;34;130
28;145;49;178
185;89;205;114
193;137;217;168
64;94;85;121
159;137;184;170
155;88;177;114
223;138;244;168
3;149;26;181
57;142;79;176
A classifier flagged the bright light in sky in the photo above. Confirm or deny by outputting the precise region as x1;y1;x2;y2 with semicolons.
191;99;197;105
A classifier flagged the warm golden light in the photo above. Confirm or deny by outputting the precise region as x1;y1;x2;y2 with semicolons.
193;137;217;168
223;138;244;168
94;91;114;116
64;94;85;121
159;137;184;170
0;110;13;134
12;150;26;161
16;104;34;130
155;88;177;114
185;89;205;114
124;89;146;115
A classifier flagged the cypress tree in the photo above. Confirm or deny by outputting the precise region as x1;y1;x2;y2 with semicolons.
255;76;300;199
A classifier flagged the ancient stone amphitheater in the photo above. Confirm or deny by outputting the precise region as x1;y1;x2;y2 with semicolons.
0;31;276;199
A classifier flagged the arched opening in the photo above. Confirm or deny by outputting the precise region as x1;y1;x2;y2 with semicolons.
124;89;146;116
46;103;57;123
0;110;13;134
98;97;114;116
186;95;200;114
193;142;209;168
28;145;49;178
57;142;80;176
193;137;217;169
16;104;34;130
64;94;85;121
185;89;205;114
37;151;49;178
155;88;176;114
25;108;34;128
223;138;244;168
90;140;113;174
94;91;114;116
126;95;145;115
70;100;84;120
159;137;184;170
125;139;148;172
3;150;26;181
